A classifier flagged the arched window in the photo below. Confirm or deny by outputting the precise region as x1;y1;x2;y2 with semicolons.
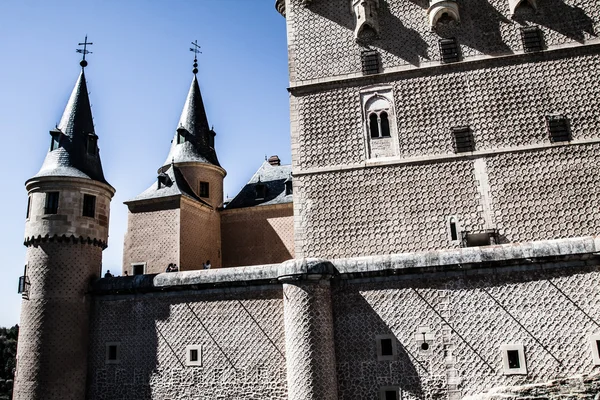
369;113;379;138
380;112;390;137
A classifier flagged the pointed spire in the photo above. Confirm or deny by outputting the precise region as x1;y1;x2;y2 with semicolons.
162;55;220;168
33;54;108;184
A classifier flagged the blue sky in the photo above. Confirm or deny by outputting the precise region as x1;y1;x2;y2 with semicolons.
0;0;290;327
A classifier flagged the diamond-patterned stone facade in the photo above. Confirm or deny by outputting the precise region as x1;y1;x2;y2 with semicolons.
289;0;599;82
87;287;287;400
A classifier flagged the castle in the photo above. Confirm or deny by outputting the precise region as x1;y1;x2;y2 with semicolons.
13;0;600;399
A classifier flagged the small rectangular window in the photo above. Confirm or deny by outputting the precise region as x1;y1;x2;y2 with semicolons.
105;342;121;365
379;387;400;400
376;335;397;361
186;345;202;366
500;344;527;375
177;129;187;144
452;126;474;153
380;338;393;356
361;50;380;75
520;26;544;53
439;38;460;63
199;182;209;198
86;135;98;156
132;264;145;276
546;115;571;143
26;197;31;219
507;350;520;368
45;192;59;215
82;194;96;218
50;135;60;151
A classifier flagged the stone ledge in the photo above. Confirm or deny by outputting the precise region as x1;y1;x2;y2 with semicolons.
92;236;600;295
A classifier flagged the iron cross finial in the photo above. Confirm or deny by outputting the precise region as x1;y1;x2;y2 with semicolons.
190;40;202;74
76;35;93;68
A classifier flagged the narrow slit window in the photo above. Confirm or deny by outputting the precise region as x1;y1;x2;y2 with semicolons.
370;113;379;138
45;192;59;215
450;217;458;241
380;112;390;137
190;349;199;362
82;194;96;218
26;197;31;219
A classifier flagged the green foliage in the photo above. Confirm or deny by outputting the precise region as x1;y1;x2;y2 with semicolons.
0;325;18;400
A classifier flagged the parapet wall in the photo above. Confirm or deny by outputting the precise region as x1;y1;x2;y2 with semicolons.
88;236;600;399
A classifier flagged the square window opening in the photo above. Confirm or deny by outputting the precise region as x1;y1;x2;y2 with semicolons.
376;335;397;361
452;126;474;153
132;264;145;276
439;38;460;63
361;50;380;75
501;344;527;375
379;387;400;400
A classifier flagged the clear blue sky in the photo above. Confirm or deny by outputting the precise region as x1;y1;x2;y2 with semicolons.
0;0;290;327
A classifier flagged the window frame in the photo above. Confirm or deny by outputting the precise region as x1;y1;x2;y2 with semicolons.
132;263;146;276
379;386;400;400
360;87;399;160
105;342;121;365
376;334;398;361
82;194;96;218
199;181;210;198
185;345;203;367
44;192;59;215
500;344;527;375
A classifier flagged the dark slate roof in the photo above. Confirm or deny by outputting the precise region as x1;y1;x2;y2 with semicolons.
162;75;220;168
32;69;109;184
125;164;210;207
225;161;293;209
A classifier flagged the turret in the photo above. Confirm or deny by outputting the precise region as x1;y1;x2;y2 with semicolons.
122;48;226;273
14;40;114;400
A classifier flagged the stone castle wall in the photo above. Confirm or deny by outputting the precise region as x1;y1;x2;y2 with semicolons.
285;0;600;83
87;282;287;400
86;238;600;399
286;0;600;259
122;208;180;274
180;199;222;270
221;203;294;267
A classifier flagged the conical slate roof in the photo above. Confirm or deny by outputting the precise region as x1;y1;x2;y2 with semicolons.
33;69;108;184
162;75;220;168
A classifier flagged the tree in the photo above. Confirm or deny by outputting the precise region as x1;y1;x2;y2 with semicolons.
0;325;18;400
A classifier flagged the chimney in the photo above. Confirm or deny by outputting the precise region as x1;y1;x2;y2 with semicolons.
268;155;281;166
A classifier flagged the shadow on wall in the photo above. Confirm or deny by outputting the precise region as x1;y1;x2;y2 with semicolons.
333;287;426;399
331;262;600;398
512;0;596;43
432;0;512;56
88;282;287;399
307;0;429;66
222;214;293;268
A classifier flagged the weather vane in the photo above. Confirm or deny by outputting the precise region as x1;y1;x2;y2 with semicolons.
190;40;202;74
76;35;93;68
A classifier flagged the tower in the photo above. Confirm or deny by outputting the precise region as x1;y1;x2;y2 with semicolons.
123;49;226;273
14;43;114;400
